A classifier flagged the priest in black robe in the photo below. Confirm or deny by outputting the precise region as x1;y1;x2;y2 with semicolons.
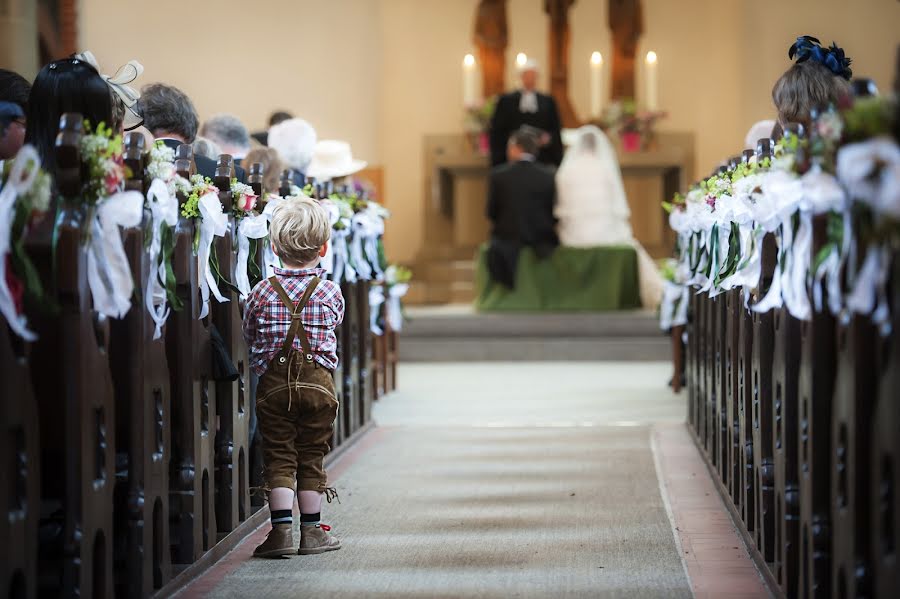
488;59;564;167
486;126;558;288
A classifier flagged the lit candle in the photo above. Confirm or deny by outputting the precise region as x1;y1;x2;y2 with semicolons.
463;54;478;108
516;52;528;68
590;51;603;119
645;50;658;111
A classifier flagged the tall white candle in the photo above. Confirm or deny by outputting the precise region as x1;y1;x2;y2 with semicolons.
590;51;603;119
645;51;658;111
516;52;528;68
463;54;478;108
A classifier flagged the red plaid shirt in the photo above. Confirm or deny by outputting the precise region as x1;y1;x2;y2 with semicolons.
242;267;344;376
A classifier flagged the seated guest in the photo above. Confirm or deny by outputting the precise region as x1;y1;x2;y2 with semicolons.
200;113;251;165
251;110;293;146
772;35;852;130
243;146;285;194
192;136;222;161
137;83;245;182
268;117;316;187
486;125;558;289
25;56;128;177
555;125;663;308
0;69;31;162
305;139;367;186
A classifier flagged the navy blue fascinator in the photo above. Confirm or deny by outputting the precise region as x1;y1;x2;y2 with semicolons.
789;35;853;80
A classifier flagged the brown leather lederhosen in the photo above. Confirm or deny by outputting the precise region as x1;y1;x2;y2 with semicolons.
255;275;339;493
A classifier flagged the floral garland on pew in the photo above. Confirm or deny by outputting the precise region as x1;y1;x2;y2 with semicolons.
660;95;899;335
230;179;268;299
71;122;145;320
0;147;52;340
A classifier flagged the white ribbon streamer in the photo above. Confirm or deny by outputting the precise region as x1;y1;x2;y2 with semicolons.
349;213;373;281
261;195;284;277
368;284;386;335
385;283;409;332
197;193;229;319
0;146;40;340
144;178;179;339
235;213;269;299
86;190;145;319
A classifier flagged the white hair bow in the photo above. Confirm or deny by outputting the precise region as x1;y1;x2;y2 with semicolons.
74;50;144;129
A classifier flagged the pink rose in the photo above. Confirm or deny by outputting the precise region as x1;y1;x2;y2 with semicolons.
237;193;258;212
105;172;121;194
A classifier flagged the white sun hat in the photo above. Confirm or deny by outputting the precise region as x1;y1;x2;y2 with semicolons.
305;140;368;181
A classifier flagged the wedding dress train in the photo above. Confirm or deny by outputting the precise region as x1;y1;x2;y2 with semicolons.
555;125;664;309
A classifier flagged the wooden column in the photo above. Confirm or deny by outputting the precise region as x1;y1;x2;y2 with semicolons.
608;0;643;99
544;0;579;128
473;0;507;99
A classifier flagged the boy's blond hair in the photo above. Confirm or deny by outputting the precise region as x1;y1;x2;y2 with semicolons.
270;197;331;266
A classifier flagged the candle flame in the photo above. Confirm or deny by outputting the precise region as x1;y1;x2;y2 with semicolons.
516;53;528;67
645;51;658;64
591;51;603;65
463;54;475;67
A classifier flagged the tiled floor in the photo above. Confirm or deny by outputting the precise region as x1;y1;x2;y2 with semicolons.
653;423;772;598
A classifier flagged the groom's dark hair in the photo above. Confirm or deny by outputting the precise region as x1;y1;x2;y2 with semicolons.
509;125;540;156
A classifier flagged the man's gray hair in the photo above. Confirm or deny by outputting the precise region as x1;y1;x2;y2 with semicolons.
268;118;317;172
137;83;200;142
200;113;250;151
509;125;540;156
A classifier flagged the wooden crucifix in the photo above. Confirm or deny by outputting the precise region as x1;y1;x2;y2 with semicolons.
609;0;644;99
473;0;508;100
544;0;579;128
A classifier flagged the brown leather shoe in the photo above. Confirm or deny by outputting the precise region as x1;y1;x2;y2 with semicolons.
253;523;294;558
298;524;341;555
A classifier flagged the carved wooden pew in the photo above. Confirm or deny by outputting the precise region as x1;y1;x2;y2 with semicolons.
340;279;361;439
109;132;173;596
752;231;777;565
246;162;266;508
211;155;251;534
26;113;117;598
797;214;838;598
871;250;899;598
0;322;41;599
738;289;756;534
356;279;374;429
772;303;801;595
166;149;217;565
830;268;879;597
724;289;742;507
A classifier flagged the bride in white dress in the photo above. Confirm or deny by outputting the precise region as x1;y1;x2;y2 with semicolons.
555;125;664;309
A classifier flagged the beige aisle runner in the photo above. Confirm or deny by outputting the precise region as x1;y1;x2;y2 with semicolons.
204;362;692;598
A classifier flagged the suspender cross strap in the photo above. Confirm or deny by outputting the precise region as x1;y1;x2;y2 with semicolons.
268;275;321;362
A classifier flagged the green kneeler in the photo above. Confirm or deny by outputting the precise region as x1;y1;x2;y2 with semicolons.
474;244;642;312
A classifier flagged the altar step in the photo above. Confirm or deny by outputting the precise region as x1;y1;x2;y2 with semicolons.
399;306;669;362
406;259;476;305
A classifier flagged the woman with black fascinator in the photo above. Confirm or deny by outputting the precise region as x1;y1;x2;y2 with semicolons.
24;52;143;179
771;35;853;131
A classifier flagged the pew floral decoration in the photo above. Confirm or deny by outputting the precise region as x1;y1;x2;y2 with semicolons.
77;121;145;319
368;264;411;335
229;179;267;299
175;173;230;319
0;146;52;340
143;140;182;338
660;94;899;334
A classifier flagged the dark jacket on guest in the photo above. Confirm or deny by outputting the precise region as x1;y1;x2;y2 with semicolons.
486;158;558;288
160;138;246;183
489;91;564;167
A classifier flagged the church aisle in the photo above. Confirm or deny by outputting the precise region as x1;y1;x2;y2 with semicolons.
188;363;693;598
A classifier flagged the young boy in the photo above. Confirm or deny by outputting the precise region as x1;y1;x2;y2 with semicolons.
242;198;344;557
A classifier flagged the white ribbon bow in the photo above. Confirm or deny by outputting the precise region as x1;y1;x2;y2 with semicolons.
349;213;374;281
385;283;409;332
197;193;229;319
331;223;356;284
74;50;144;129
659;281;689;331
144;178;179;339
235;213;269;299
368;284;386;335
261;195;284;277
87;190;145;319
0;145;40;340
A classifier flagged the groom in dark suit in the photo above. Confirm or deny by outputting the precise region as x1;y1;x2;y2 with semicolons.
488;59;564;167
486;126;558;288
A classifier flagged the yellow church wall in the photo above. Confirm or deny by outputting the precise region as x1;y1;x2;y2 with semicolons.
76;0;899;266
